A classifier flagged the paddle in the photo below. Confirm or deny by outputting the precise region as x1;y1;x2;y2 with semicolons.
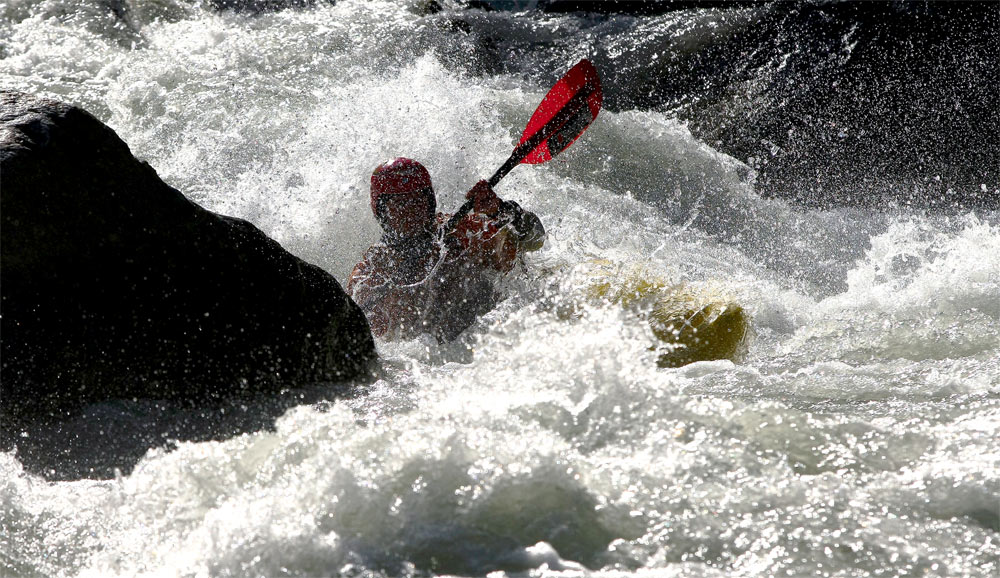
445;59;603;232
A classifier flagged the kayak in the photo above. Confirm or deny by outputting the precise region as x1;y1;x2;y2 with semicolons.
559;260;751;367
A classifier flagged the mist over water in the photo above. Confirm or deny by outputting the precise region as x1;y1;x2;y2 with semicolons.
2;1;998;577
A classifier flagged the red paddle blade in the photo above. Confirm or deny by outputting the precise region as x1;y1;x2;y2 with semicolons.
518;59;603;164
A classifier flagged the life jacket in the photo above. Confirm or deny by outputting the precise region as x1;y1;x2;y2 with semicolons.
347;211;519;342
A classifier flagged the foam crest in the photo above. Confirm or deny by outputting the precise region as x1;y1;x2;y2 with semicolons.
62;389;635;576
839;216;1000;314
546;108;884;294
783;215;1000;363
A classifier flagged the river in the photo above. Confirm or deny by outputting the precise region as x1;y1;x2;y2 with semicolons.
2;1;998;576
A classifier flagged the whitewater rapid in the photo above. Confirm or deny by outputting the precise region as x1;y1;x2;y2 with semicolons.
2;1;998;577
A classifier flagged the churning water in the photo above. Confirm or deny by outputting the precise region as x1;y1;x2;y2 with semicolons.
2;1;998;576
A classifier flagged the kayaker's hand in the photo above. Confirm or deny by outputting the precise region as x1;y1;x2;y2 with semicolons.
466;180;502;217
503;200;545;252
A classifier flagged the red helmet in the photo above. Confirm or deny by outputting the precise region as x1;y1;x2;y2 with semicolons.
370;158;435;220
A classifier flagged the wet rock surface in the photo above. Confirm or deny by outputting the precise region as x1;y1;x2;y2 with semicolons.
1;91;377;419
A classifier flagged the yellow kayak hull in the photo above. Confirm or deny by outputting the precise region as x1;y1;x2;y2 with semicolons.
565;261;751;367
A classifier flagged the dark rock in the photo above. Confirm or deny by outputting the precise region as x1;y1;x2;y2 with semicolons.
444;1;999;209
0;91;377;418
614;1;1000;209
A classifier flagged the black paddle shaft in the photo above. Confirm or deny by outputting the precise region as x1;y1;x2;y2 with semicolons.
446;83;597;232
488;83;597;187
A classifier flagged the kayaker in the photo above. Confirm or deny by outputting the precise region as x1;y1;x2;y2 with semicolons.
347;157;545;342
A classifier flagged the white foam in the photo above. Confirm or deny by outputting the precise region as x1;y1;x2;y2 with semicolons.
783;215;1000;363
